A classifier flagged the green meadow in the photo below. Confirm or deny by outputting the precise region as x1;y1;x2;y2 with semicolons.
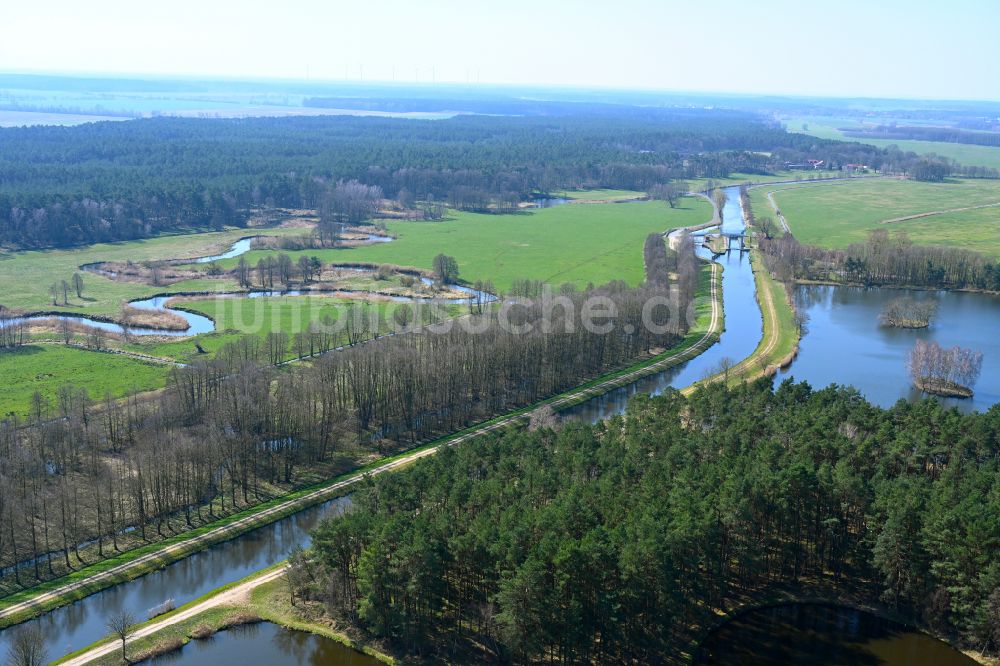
232;198;714;292
2;192;713;414
0;227;303;315
552;188;645;201
758;177;1000;255
131;295;448;364
0;345;168;418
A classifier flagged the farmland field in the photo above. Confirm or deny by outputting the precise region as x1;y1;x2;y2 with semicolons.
233;198;714;292
0;345;168;418
754;177;1000;255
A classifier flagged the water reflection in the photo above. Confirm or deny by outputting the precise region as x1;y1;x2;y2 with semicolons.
145;622;380;666
696;604;975;666
776;285;1000;412
0;497;351;658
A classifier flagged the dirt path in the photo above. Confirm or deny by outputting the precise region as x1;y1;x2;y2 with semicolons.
33;340;182;366
753;176;901;234
57;567;287;666
878;200;1000;224
765;190;791;233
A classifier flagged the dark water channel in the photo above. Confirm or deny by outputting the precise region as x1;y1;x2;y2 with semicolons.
696;603;976;666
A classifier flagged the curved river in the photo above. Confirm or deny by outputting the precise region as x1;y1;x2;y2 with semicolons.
12;237;493;338
561;186;763;422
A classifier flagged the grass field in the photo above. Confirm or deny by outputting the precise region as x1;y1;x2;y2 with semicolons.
130;295;448;364
756;178;1000;254
0;345;168;418
230;199;714;292
553;188;645;200
2;295;454;416
785;116;1000;171
0;226;303;315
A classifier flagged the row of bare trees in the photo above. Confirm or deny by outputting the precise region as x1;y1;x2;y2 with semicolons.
0;275;696;589
317;180;384;246
0;307;28;348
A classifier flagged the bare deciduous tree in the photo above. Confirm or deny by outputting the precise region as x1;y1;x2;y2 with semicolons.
106;609;136;664
7;625;46;666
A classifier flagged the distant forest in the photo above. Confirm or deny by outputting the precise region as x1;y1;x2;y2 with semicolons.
0;109;906;249
303;380;1000;663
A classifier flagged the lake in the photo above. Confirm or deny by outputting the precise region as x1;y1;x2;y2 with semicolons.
775;285;1000;412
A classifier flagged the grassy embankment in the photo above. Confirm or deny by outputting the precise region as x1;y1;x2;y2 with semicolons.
685;190;801;392
47;257;724;666
752;177;1000;255
784;115;1000;171
2;197;709;415
0;261;721;633
52;564;395;666
683;251;798;393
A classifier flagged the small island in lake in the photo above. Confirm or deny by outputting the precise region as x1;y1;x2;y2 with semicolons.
880;296;938;328
908;339;983;398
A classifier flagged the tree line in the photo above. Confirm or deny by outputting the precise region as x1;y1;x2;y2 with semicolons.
760;229;1000;291
295;379;1000;663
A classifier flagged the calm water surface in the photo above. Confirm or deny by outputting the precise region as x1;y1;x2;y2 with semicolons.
144;622;380;666
0;497;351;658
776;285;1000;412
697;604;976;666
561;186;762;422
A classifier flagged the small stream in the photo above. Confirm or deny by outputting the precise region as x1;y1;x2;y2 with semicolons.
2;191;749;661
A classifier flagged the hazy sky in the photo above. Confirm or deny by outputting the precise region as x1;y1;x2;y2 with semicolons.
2;0;998;100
